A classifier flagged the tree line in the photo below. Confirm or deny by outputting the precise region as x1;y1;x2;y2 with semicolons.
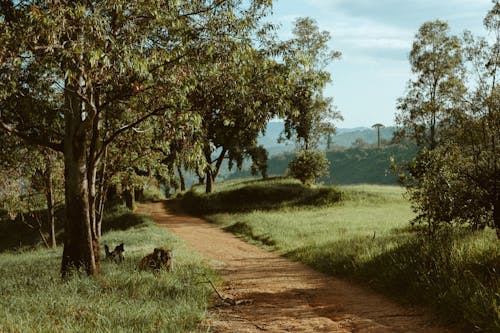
0;1;340;276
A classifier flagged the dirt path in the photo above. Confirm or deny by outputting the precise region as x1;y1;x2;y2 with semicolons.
138;201;458;333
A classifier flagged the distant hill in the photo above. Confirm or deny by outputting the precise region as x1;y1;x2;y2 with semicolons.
259;121;396;155
227;143;418;185
184;122;408;187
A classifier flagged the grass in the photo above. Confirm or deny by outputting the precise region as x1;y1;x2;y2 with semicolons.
178;178;500;332
0;204;217;333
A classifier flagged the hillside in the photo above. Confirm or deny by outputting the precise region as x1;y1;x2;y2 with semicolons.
227;144;418;185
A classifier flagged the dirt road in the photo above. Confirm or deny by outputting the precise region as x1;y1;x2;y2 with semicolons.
139;201;457;333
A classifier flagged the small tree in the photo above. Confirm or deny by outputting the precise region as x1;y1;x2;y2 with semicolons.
288;150;329;185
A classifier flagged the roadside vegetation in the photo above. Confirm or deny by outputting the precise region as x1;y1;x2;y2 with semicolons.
178;178;500;332
0;202;217;333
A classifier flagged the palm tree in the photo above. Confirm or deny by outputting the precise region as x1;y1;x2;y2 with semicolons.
372;123;385;148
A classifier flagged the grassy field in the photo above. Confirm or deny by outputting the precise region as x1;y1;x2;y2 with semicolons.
0;204;217;333
179;178;500;332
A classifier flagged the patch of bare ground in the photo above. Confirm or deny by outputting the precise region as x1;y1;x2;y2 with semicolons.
138;201;460;333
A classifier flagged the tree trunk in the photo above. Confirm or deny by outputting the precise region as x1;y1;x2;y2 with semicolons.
177;166;186;192
61;87;96;277
95;147;108;239
205;169;214;193
43;154;56;249
495;197;500;239
87;161;100;273
124;187;136;211
204;145;214;193
196;170;205;185
377;128;381;149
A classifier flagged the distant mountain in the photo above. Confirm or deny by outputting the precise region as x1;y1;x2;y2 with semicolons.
258;121;396;155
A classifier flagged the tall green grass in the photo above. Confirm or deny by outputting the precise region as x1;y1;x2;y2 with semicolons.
178;178;500;332
0;205;217;333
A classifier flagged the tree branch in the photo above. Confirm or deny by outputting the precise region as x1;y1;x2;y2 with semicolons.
0;121;64;152
99;105;172;157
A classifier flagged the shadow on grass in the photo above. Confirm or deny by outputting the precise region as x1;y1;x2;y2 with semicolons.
101;208;150;233
0;203;147;252
0;207;66;253
224;222;277;246
175;180;342;215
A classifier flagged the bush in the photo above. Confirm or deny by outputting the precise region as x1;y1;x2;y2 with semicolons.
288;150;329;185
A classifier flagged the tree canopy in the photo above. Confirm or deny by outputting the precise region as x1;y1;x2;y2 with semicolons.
395;1;500;238
0;0;274;276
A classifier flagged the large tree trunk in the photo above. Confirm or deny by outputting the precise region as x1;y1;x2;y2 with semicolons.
61;87;96;278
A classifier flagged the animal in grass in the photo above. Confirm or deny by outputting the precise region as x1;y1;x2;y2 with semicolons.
104;243;125;263
138;247;174;273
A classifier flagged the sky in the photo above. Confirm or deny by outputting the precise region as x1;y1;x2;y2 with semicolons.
268;0;493;128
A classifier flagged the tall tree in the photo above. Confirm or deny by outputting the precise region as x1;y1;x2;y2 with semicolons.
190;37;288;193
281;17;342;150
0;0;272;276
372;123;384;148
395;2;500;238
396;20;465;149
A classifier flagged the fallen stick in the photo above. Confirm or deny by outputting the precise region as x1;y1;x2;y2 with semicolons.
203;273;237;305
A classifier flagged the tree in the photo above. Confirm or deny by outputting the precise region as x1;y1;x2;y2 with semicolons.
0;133;63;249
288;150;329;185
0;0;272;276
281;18;342;150
247;145;269;179
396;20;465;149
190;36;288;193
372;123;384;148
395;2;500;238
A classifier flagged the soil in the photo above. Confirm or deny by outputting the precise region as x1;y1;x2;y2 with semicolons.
138;201;459;333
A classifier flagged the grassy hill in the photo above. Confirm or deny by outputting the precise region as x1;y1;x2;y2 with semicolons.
228;143;418;185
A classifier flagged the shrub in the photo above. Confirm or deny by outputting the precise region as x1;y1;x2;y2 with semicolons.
288;150;330;185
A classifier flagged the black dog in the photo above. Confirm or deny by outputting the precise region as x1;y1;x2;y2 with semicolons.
104;243;125;263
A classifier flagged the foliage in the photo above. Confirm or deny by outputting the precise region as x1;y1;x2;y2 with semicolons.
189;28;289;192
288;150;329;185
281;17;343;150
396;20;465;149
395;2;500;237
0;0;274;275
247;145;269;179
185;178;500;332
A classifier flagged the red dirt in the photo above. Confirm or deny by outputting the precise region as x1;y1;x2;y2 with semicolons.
138;201;459;333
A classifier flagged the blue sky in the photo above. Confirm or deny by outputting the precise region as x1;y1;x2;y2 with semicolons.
268;0;493;128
